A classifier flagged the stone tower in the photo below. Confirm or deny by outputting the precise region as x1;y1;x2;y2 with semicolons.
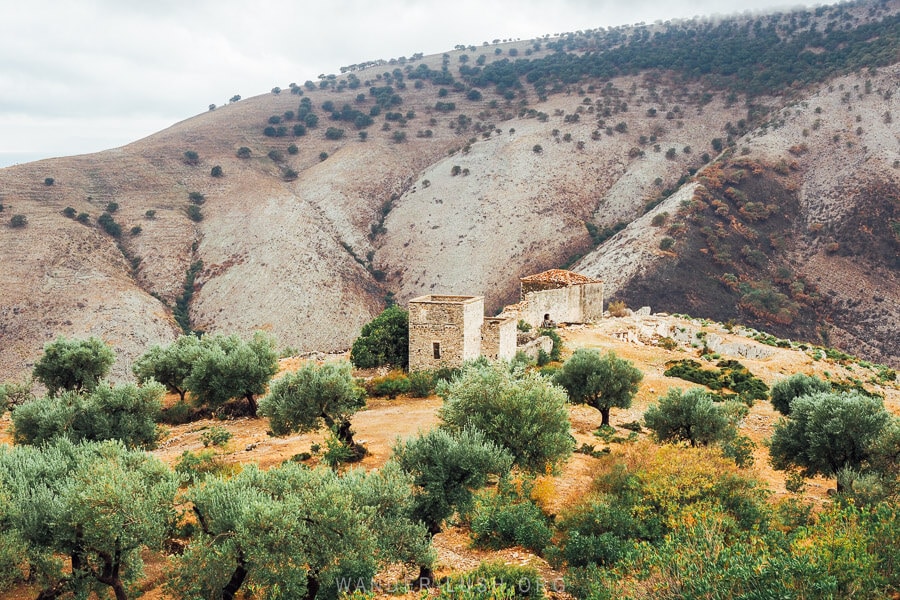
408;295;484;372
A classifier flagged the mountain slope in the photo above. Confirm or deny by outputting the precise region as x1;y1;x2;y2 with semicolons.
1;0;898;382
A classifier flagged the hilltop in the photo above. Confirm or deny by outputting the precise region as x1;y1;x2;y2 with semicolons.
0;0;898;383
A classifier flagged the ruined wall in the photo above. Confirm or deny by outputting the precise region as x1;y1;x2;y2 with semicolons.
408;295;484;371
481;317;517;361
519;282;604;327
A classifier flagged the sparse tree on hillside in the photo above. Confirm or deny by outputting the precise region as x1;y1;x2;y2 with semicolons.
438;360;572;472
644;387;740;448
0;439;178;600
32;336;115;396
770;391;892;491
185;332;278;417
133;335;204;403
555;349;643;427
183;150;200;165
259;361;366;459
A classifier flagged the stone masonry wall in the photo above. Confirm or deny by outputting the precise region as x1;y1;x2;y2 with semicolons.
408;295;484;371
481;317;516;361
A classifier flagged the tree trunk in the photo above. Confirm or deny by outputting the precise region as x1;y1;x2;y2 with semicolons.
222;563;248;600
303;573;320;600
245;393;258;418
335;418;366;462
413;564;435;589
600;407;610;427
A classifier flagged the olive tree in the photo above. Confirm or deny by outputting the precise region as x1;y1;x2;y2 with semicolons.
644;387;741;447
770;373;830;415
132;334;204;402
350;306;409;370
555;349;643;426
259;361;366;459
0;439;177;600
438;360;572;472
11;380;164;448
168;462;430;600
391;427;512;584
32;336;115;396
185;332;279;417
770;391;892;491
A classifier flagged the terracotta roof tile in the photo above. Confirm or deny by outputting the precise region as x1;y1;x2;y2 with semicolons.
520;269;601;286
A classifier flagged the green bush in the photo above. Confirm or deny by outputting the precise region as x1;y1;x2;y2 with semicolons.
188;192;205;204
442;562;545;599
210;165;223;177
183;150;200;165
97;212;121;237
62;206;76;218
174;449;231;483
659;236;675;250
187;204;203;222
368;371;411;398
471;477;553;554
350;306;409;370
9;214;27;228
200;425;232;447
236;146;251;158
408;371;435;397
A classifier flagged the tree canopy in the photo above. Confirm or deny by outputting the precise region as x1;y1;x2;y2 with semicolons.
770;372;831;415
0;439;177;600
769;391;892;490
644;387;743;448
11;380;164;448
438;360;572;472
259;361;367;459
185;332;279;417
555;349;643;426
350;306;409;370
169;462;430;600
132;334;204;403
32;336;115;396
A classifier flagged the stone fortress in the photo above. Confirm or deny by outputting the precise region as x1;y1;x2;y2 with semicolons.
408;269;603;371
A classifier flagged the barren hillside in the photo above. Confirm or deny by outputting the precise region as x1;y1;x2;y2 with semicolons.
1;0;898;383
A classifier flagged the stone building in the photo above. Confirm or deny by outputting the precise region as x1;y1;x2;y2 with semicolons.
407;270;602;371
514;269;604;328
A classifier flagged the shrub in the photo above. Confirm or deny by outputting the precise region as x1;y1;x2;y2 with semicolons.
62;206;76;218
210;165;223;177
183;150;200;165
650;211;669;226
659;236;675;251
607;300;628;317
9;214;26;228
538;328;563;362
408;371;435;397
174;449;232;483
770;373;830;415
130;225;142;236
188;191;205;204
532;144;543;153
187;205;203;222
439;360;573;473
325;127;345;140
442;562;544;599
145;209;156;219
236;146;251;158
350;306;409;370
97;212;121;237
200;425;232;447
76;212;89;223
368;370;411;398
471;476;553;554
287;143;298;155
319;151;328;161
44;177;54;186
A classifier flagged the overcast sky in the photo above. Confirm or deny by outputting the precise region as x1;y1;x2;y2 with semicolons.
0;0;822;167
